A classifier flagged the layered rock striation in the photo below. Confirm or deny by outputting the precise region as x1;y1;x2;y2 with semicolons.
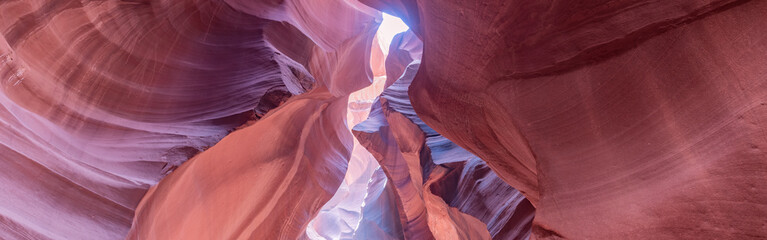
2;0;764;239
351;30;535;239
0;0;299;238
371;0;767;239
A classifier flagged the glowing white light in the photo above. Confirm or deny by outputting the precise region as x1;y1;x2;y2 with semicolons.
376;13;409;54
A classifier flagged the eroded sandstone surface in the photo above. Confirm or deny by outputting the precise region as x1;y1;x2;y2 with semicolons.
1;0;765;239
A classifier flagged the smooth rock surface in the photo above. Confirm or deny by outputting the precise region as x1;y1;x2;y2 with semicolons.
0;0;379;238
3;0;763;239
351;30;535;239
128;87;353;239
0;0;295;238
372;0;767;238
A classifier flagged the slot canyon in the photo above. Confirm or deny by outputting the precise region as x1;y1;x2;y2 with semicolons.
0;0;766;239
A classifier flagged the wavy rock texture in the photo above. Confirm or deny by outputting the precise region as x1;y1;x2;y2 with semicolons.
303;142;384;240
0;0;306;238
0;0;377;239
4;0;761;239
304;49;390;239
379;32;535;240
351;167;405;240
423;166;491;240
429;159;535;240
128;87;354;239
128;0;385;239
354;98;532;240
455;159;535;240
354;100;435;239
225;0;381;96
348;29;535;239
369;0;767;239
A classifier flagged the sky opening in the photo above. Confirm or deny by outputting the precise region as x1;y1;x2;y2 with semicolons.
376;13;409;54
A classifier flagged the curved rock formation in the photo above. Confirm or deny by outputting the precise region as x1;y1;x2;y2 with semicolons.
3;0;764;239
373;0;767;239
351;167;405;240
354;100;435;239
303;48;388;239
128;0;384;238
354;97;533;240
347;29;534;239
128;87;354;239
0;0;378;238
432;159;535;240
383;38;536;238
0;0;296;238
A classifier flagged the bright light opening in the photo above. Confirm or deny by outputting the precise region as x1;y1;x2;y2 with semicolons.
306;13;412;240
376;13;409;54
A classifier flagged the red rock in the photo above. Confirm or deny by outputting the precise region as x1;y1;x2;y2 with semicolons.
354;100;435;239
353;96;533;239
359;28;535;238
128;87;354;239
0;0;378;238
4;0;762;238
0;0;293;238
376;0;767;238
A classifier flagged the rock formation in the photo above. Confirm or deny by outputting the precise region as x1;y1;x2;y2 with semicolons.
1;0;765;239
128;87;354;239
0;0;295;238
345;29;534;239
0;0;376;238
376;0;767;239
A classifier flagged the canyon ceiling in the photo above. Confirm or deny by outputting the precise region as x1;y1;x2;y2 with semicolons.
0;0;766;239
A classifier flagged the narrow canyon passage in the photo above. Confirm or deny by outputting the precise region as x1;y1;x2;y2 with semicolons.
306;12;535;240
121;5;534;239
304;14;402;238
1;0;765;239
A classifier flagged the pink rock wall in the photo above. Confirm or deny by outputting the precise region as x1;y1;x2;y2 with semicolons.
128;87;354;239
352;29;535;239
0;0;295;238
2;0;764;239
0;0;379;238
375;0;767;238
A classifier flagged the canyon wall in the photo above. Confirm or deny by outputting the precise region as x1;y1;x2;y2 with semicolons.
0;0;297;238
128;87;355;239
0;0;377;238
1;0;765;239
128;0;384;239
367;0;767;239
350;30;535;239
